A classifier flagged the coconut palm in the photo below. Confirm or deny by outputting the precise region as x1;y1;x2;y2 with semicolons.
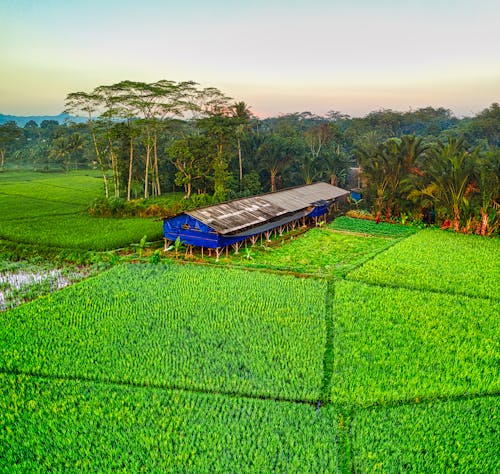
413;137;478;231
232;101;252;191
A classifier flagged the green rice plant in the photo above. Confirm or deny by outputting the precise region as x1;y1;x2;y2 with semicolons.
0;173;103;206
0;373;340;472
0;214;162;250
329;216;418;238
330;280;500;406
0;194;82;219
348;228;500;300
349;396;500;473
0;171;177;250
0;264;327;401
214;228;397;277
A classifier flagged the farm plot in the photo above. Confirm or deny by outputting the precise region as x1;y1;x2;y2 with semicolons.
329;216;418;238
0;264;327;401
349;395;500;473
0;171;163;250
0;172;103;206
0;259;96;311
0;213;161;250
213;227;398;277
329;280;500;406
0;373;340;473
348;228;500;300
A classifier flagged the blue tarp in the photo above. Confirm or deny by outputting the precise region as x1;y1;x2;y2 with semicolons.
163;205;330;249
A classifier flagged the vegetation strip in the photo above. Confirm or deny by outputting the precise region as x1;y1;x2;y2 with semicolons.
0;373;341;472
348;395;500;472
319;279;336;405
348;228;500;300
0;264;326;401
329;280;500;407
0;368;316;407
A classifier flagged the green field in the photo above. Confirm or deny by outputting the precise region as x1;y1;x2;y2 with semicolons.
0;374;340;472
349;396;500;472
211;226;401;277
348;228;500;300
329;215;418;238
0;171;163;250
0;264;326;401
1;170;499;472
329;280;500;406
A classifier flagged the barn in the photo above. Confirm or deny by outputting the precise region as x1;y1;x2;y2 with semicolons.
163;182;350;259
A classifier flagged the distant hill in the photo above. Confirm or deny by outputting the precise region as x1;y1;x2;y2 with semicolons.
0;113;86;127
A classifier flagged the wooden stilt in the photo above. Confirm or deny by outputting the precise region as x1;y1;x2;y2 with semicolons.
163;238;172;251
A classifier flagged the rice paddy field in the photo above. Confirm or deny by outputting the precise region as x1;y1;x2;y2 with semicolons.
0;171;162;249
0;172;499;472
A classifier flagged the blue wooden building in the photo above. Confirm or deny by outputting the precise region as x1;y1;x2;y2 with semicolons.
163;182;349;259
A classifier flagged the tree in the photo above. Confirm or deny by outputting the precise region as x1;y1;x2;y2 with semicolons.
49;132;84;170
257;134;295;192
196;87;236;201
232;101;252;191
321;143;352;187
476;148;500;235
465;102;500;147
413;137;478;231
167;135;210;198
65;91;110;197
0;122;23;170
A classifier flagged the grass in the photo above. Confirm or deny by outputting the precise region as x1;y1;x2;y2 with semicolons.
1;169;498;472
0;373;340;473
329;280;500;406
348;228;500;300
329;216;418;238
349;396;500;472
208;227;400;277
0;213;162;250
0;170;170;250
0;264;327;401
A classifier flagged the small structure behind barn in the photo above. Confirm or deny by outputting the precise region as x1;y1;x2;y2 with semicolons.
163;182;349;259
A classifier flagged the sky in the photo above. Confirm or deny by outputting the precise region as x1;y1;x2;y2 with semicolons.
1;0;499;118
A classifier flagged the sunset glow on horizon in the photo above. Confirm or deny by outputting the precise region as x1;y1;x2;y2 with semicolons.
1;0;499;118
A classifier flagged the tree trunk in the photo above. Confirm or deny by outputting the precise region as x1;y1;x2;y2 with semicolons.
89;122;109;198
108;137;119;198
453;204;460;232
270;170;277;192
0;148;5;171
480;209;489;236
237;137;243;192
153;131;161;196
144;128;151;199
127;135;134;201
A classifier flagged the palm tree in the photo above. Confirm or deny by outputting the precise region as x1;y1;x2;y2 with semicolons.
413;137;477;231
257;135;293;192
232;101;252;191
49;133;84;171
322;143;352;187
476;148;500;235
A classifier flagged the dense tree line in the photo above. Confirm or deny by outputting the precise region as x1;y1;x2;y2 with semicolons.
1;80;499;234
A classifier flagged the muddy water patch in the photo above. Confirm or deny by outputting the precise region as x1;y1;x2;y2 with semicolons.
0;263;94;311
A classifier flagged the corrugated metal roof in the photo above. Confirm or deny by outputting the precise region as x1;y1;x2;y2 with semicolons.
186;182;349;234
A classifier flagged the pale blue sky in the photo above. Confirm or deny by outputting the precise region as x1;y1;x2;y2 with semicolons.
1;0;499;117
